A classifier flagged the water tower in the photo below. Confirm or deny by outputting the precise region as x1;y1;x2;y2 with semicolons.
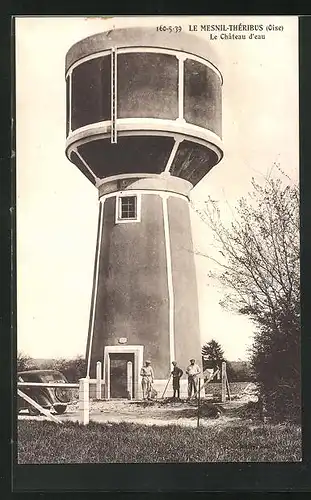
65;27;223;399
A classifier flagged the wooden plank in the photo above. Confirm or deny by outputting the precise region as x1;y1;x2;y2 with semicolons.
17;389;62;423
161;374;172;398
226;374;231;401
200;368;220;393
18;382;79;388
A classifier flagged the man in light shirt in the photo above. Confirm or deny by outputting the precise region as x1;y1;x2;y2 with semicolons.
186;358;201;399
140;360;154;400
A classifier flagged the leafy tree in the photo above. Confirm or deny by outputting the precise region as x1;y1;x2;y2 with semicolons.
226;361;254;382
17;351;37;372
201;339;225;372
41;355;87;382
195;173;300;421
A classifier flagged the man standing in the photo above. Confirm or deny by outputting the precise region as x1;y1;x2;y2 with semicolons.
171;361;183;399
140;360;154;400
186;358;201;399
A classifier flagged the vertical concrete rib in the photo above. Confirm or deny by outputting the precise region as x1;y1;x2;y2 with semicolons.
86;200;104;376
164;138;181;173
178;54;185;120
162;194;175;366
69;73;72;133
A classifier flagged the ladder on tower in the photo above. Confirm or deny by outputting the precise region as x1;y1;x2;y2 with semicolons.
111;47;117;144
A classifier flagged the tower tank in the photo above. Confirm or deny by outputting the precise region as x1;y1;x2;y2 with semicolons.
65;27;223;398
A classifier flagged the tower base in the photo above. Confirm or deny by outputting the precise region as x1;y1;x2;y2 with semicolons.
90;343;204;401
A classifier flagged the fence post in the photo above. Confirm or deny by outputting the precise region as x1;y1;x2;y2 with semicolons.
259;394;267;423
96;361;102;400
79;377;89;425
221;362;226;403
127;361;133;399
197;378;201;428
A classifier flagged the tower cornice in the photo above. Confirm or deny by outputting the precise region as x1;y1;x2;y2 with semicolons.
65;27;223;80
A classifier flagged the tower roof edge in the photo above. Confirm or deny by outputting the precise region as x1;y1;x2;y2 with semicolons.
65;27;222;76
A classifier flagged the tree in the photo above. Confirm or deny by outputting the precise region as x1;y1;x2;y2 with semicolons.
17;351;37;372
226;360;254;382
201;339;225;372
41;356;87;382
195;173;300;421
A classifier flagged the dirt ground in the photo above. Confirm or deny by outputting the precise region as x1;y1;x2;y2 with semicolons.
18;383;259;428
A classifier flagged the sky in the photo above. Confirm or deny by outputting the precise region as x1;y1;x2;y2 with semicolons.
15;16;299;361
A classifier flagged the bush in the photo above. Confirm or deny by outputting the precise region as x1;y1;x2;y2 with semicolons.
251;318;301;423
226;361;255;382
41;356;87;382
17;352;38;372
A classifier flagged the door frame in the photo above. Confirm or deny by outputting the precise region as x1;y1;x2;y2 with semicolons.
103;345;144;400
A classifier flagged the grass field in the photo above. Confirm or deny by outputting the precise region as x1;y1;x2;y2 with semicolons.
18;419;301;463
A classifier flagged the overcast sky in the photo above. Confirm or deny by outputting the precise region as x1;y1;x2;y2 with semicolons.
16;16;299;360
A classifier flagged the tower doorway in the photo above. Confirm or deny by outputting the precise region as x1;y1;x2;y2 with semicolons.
103;345;144;400
109;353;134;399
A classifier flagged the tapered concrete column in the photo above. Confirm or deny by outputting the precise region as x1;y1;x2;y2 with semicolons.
79;378;90;425
96;361;102;400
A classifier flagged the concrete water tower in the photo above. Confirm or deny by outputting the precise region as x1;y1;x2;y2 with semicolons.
65;27;223;399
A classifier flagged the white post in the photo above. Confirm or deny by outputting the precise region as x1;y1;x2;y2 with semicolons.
79;377;90;425
221;362;226;403
96;361;102;400
127;361;133;399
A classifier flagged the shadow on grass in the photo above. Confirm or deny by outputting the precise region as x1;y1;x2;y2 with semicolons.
157;404;223;420
129;399;228;419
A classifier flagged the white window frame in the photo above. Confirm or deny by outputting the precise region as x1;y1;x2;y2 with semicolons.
115;192;141;224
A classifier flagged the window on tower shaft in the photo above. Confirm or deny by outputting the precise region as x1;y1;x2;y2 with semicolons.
121;196;136;219
116;194;141;223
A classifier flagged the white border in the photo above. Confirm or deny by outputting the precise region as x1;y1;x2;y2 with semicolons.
115;192;142;224
98;172;163;186
66;118;224;163
99;189;188;203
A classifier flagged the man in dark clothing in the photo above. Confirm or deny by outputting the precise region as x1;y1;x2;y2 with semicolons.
171;361;183;399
